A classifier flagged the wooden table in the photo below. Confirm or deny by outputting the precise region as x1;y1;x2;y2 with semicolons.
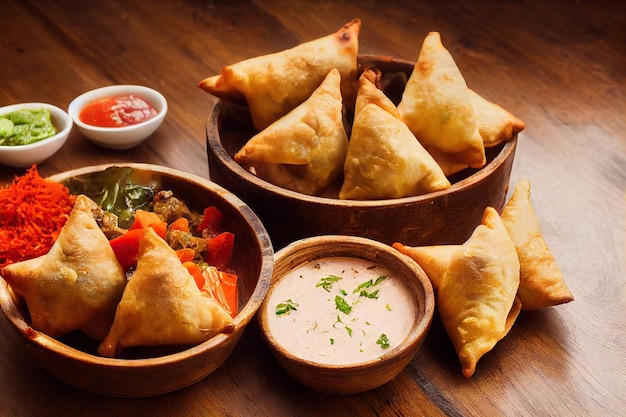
1;1;624;416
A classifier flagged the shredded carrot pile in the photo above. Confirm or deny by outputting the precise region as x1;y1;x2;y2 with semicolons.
0;165;76;268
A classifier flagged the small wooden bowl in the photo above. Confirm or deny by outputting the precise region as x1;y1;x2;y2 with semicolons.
0;163;274;398
206;54;517;249
258;235;435;395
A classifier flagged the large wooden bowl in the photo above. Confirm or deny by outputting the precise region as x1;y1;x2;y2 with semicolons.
258;235;435;395
206;55;517;249
0;163;274;398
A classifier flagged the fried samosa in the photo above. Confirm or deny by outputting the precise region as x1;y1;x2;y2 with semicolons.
397;31;486;176
438;207;521;378
353;68;401;119
234;68;349;196
198;19;361;131
0;195;127;340
470;89;526;148
392;243;460;291
500;179;574;309
339;71;450;200
98;227;234;357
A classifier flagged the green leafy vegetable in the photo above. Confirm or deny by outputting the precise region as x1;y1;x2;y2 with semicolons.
62;166;157;228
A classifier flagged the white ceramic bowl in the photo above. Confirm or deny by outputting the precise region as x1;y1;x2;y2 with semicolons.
0;103;72;168
68;85;167;150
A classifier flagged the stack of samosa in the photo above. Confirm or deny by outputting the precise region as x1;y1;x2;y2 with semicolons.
198;21;525;199
394;179;573;377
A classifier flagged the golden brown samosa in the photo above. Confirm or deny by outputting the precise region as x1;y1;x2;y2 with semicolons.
339;71;450;200
198;19;361;131
0;195;127;340
470;89;526;148
392;243;460;291
397;31;486;176
234;68;349;196
98;227;235;357
500;179;574;309
353;68;401;119
438;207;521;378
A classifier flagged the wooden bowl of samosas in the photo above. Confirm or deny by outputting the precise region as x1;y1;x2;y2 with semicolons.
0;163;274;397
205;52;521;250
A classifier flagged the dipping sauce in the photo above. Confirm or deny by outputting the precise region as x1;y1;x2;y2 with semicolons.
79;94;157;127
0;108;58;146
265;256;417;365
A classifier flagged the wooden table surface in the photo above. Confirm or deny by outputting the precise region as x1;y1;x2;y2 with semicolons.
1;1;624;416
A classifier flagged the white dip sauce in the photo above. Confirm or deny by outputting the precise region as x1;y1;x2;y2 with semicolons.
265;256;416;365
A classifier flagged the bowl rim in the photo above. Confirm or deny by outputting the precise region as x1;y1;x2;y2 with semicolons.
0;162;274;367
0;102;73;152
258;234;435;370
68;84;168;133
207;99;517;208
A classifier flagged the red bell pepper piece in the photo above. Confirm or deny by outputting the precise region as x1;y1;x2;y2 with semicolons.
169;217;190;233
147;220;167;239
219;271;238;318
206;231;234;270
197;206;223;234
176;248;196;263
109;228;144;270
183;261;205;290
129;210;162;230
109;212;167;270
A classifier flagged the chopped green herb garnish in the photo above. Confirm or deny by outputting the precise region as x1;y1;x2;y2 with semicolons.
340;289;347;296
377;334;390;349
316;275;342;292
386;304;391;311
354;275;387;299
345;326;353;337
275;299;299;316
334;295;352;314
373;275;388;286
330;338;334;345
358;289;380;299
354;279;373;292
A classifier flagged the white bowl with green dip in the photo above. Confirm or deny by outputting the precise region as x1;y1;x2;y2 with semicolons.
0;102;72;168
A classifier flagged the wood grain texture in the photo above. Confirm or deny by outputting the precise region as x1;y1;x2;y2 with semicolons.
1;0;624;415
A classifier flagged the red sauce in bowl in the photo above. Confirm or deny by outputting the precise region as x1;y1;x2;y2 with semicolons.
79;94;158;127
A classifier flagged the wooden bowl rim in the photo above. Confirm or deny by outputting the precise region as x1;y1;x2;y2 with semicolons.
259;235;435;370
0;162;274;367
